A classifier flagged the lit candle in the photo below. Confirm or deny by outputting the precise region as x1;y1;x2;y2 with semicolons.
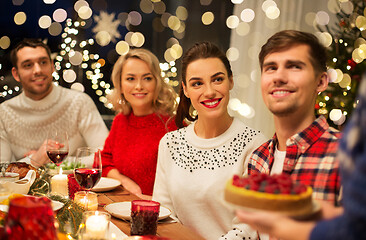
74;191;98;210
51;172;68;197
85;211;110;239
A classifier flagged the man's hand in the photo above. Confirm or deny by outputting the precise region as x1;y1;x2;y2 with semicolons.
24;139;63;167
319;201;344;220
236;210;316;240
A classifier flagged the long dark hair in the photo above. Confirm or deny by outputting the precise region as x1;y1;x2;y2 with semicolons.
175;42;233;128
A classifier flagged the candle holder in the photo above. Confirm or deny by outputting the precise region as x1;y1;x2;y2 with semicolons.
74;191;98;211
3;195;58;240
80;211;110;240
67;173;84;200
130;200;160;236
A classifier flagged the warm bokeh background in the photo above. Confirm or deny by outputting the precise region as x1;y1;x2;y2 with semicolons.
1;0;364;137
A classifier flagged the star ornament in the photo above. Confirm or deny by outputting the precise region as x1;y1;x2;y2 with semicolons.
92;11;121;45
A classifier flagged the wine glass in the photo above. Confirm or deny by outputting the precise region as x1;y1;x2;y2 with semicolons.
73;147;102;192
46;130;69;172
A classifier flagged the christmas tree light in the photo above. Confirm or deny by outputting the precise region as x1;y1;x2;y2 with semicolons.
54;18;112;110
316;0;366;128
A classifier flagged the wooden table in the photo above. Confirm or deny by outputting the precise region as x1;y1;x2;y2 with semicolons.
97;186;205;240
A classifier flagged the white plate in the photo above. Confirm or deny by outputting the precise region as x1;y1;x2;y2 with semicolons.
52;200;64;211
0;199;64;212
104;201;171;221
109;221;128;239
0;204;7;212
92;177;121;192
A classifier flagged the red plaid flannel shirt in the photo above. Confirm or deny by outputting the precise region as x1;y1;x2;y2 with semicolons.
248;115;341;205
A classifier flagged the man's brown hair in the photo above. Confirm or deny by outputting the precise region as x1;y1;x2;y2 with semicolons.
259;30;327;74
10;39;52;68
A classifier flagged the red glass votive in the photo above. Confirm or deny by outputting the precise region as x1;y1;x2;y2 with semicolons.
130;200;160;236
67;173;83;200
4;195;58;240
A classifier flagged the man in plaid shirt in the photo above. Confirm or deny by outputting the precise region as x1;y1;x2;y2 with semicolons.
248;30;341;206
220;30;341;240
237;77;366;240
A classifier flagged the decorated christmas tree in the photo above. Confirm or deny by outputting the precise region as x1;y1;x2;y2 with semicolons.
316;0;366;128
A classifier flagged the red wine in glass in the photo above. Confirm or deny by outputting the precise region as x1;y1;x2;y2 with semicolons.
74;147;102;194
46;130;69;169
74;168;102;190
46;150;69;166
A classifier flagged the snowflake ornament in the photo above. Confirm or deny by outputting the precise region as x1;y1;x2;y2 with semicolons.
92;11;121;43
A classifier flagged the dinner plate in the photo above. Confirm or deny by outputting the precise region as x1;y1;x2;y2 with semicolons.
109;221;128;239
92;177;121;192
104;201;171;221
0;200;64;212
52;200;64;211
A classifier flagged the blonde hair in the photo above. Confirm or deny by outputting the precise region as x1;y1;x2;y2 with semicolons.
109;48;177;116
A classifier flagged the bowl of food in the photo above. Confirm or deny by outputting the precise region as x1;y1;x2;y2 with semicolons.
47;157;85;175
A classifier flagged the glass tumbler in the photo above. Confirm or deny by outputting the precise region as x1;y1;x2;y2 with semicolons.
67;173;83;200
130;200;160;236
4;195;58;240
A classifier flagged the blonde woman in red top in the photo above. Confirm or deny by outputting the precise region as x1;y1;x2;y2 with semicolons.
101;49;177;198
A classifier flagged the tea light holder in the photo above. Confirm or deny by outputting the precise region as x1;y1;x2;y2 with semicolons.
130;200;160;236
74;191;98;211
4;195;58;239
67;173;83;200
81;211;110;240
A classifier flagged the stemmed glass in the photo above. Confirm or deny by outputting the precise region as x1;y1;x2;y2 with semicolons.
73;147;102;194
46;130;69;173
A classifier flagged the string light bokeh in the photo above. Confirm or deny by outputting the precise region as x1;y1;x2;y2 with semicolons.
0;0;364;130
315;0;366;127
0;0;232;115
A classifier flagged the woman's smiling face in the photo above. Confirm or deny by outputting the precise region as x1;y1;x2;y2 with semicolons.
121;58;157;116
183;57;233;120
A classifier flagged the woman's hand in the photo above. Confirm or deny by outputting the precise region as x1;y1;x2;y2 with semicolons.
107;169;143;196
136;193;152;200
121;177;143;196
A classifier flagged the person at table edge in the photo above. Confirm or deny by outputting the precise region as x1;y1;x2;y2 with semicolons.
0;38;109;168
